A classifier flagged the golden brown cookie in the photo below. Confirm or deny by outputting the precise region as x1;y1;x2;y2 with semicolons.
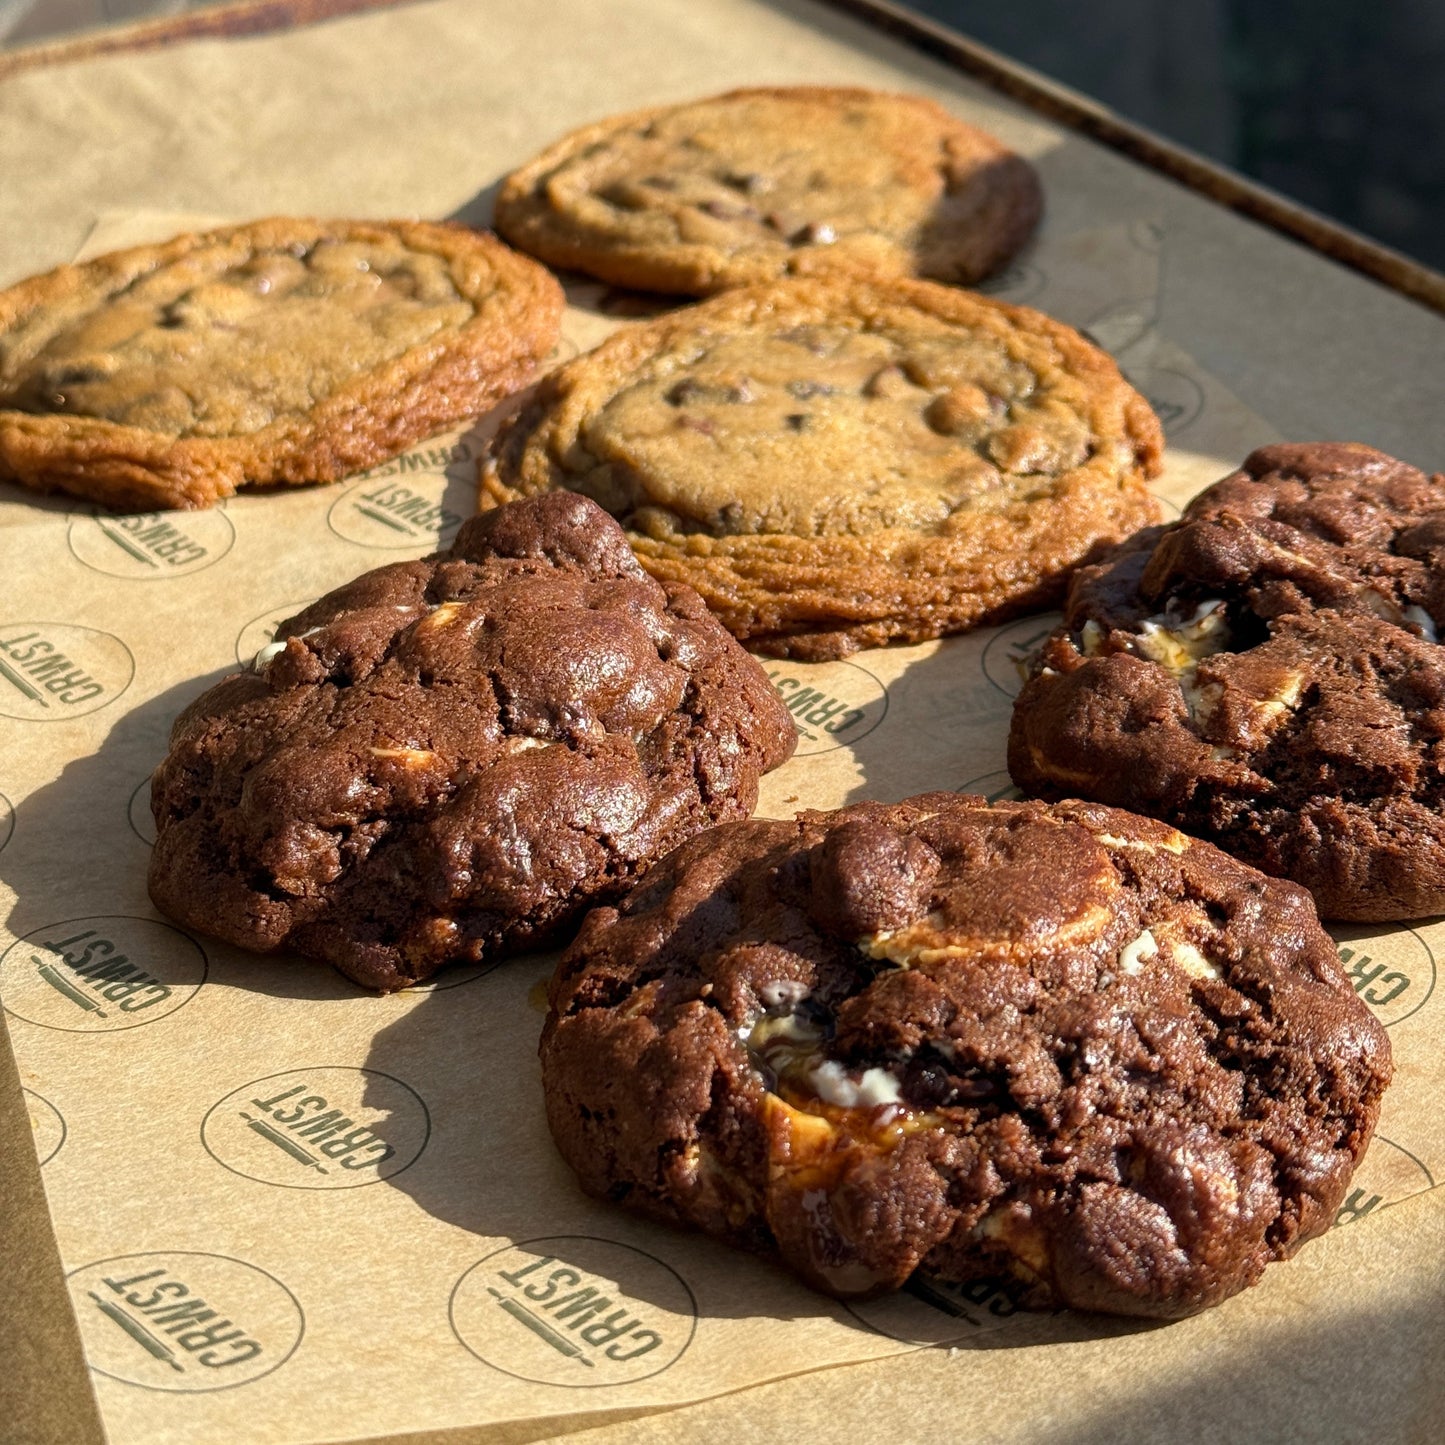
481;276;1163;659
493;87;1042;294
0;218;564;511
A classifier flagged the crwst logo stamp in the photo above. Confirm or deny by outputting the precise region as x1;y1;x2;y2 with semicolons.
1335;1135;1436;1228
327;444;471;551
202;1066;430;1189
0;916;207;1032
1139;366;1205;437
1084;300;1156;364
0;789;13;854
845;1271;1027;1346
450;1236;697;1387
1330;925;1436;1028
23;1087;66;1166
404;957;503;992
68;507;235;580
128;776;157;847
68;1252;303;1392
957;769;1023;804
0;622;134;722
981;613;1062;699
765;658;888;757
234;600;317;669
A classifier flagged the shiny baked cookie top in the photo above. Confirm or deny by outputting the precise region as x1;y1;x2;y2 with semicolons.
482;276;1162;658
0;218;562;511
1;234;472;436
495;86;1041;294
541;792;1391;1316
1009;442;1445;921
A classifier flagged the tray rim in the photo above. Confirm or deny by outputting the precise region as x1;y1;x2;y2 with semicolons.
1;3;1441;1443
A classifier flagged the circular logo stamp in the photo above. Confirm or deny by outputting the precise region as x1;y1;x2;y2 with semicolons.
328;460;469;552
68;1252;303;1392
450;1236;697;1387
23;1088;66;1165
1142;367;1205;437
405;958;504;993
0;790;13;855
762;658;888;757
1335;1134;1436;1227
1329;924;1436;1028
973;261;1047;305
0;916;208;1033
981;613;1062;699
1085;300;1156;362
234;601;316;669
0;622;134;722
957;769;1023;804
68;507;235;580
1129;219;1164;253
845;1272;1028;1346
128;777;157;847
202;1066;430;1190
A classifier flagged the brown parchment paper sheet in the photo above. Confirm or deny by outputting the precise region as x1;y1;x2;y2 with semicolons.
1;3;1444;1442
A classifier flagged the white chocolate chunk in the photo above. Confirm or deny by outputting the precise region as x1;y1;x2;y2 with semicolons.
1359;587;1398;621
1248;669;1308;730
1117;928;1159;976
1080;619;1104;656
759;980;812;1009
747;1011;824;1048
1181;677;1223;727
1135;599;1229;675
422;600;466;628
368;746;434;766
809;1060;902;1109
1097;829;1188;855
1405;605;1438;642
252;640;287;670
1170;939;1223;981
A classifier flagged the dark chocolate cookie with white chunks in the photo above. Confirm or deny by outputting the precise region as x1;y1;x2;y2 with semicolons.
148;493;796;990
1010;442;1445;920
541;793;1390;1318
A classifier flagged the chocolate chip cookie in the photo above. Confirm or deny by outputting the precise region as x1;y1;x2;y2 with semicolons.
481;277;1163;659
0;218;563;511
1010;443;1445;920
494;87;1042;295
541;793;1390;1318
147;492;796;990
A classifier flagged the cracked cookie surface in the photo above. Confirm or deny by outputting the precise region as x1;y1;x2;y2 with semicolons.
494;87;1042;295
147;492;796;990
482;277;1162;659
1009;443;1445;920
541;792;1390;1317
0;218;563;511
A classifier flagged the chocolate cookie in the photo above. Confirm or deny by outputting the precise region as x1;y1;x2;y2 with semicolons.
541;793;1390;1318
0;218;563;511
147;493;796;990
482;276;1162;659
494;87;1042;295
1009;443;1445;920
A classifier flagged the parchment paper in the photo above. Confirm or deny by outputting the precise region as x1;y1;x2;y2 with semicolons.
1;3;1443;1442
